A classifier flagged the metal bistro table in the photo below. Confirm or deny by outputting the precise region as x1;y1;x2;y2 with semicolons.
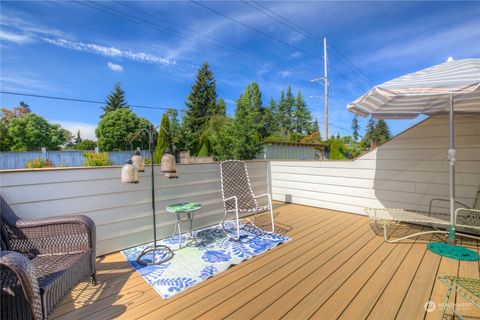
167;202;202;249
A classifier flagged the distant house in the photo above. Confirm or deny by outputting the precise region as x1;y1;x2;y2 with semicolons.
178;150;215;164
257;141;326;160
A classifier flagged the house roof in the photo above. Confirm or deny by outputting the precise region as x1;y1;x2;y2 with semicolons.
263;141;326;149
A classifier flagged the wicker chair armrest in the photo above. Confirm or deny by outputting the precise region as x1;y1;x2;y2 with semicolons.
0;251;43;320
14;215;96;255
428;198;470;213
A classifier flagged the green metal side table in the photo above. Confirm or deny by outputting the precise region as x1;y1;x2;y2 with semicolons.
167;202;202;249
438;275;480;319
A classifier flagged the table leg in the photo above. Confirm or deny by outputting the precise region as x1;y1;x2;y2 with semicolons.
188;212;199;246
174;213;182;249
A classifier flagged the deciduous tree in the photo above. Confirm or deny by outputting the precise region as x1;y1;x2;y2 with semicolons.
8;113;70;151
96;108;152;151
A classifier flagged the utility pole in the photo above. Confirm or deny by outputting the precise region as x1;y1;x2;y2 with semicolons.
310;37;329;140
323;37;328;140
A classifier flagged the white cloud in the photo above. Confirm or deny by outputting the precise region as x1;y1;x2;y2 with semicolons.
288;32;304;44
357;18;480;67
279;70;292;78
107;62;123;72
0;30;33;44
1;74;58;92
289;51;302;59
51;120;97;141
0;15;184;69
42;38;177;67
224;98;237;105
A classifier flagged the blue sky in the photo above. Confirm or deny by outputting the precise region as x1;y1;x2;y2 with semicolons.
1;1;479;141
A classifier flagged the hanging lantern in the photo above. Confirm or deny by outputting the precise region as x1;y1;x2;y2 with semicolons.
160;152;177;178
121;159;138;183
131;150;145;172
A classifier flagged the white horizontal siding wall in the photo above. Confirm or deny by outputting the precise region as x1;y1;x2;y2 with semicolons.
271;117;480;215
0;161;269;256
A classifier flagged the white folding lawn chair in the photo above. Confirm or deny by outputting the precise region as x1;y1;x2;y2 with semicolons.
219;160;275;240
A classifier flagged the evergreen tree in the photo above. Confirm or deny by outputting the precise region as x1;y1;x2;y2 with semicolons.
374;119;391;145
363;116;377;147
293;91;312;134
102;83;128;115
311;118;320;135
74;130;83;145
217;98;226;116
263;97;279;137
207;114;234;160
182;62;219;154
166;109;182;150
154;112;172;163
351;115;360;141
197;142;210;156
18;101;31;114
230;83;263;159
248;82;266;138
277;86;295;137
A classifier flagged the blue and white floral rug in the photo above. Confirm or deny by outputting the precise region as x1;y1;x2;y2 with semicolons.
121;222;290;299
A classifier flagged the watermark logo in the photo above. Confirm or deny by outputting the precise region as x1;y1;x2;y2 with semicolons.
424;300;472;313
424;301;436;312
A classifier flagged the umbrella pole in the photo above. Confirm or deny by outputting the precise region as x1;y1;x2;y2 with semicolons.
448;93;456;245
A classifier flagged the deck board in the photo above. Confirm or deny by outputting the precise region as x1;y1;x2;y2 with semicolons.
51;203;480;320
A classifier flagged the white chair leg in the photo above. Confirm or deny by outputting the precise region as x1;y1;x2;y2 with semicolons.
268;205;275;233
220;210;241;241
235;208;241;240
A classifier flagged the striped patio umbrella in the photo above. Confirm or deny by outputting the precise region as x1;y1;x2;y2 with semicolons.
347;58;480;253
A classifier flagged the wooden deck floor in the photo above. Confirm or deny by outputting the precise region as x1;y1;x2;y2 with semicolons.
51;203;480;320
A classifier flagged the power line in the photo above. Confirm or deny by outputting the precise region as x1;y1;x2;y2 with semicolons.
0;91;183;111
329;44;375;87
191;1;372;95
76;1;265;65
114;1;265;65
243;1;373;91
191;0;319;60
329;122;352;134
248;0;319;42
7;1;312;80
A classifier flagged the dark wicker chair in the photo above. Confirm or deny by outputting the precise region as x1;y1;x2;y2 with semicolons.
0;196;96;320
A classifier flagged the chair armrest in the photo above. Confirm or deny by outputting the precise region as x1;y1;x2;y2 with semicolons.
455;208;480;228
0;251;43;320
13;215;96;256
428;198;470;213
